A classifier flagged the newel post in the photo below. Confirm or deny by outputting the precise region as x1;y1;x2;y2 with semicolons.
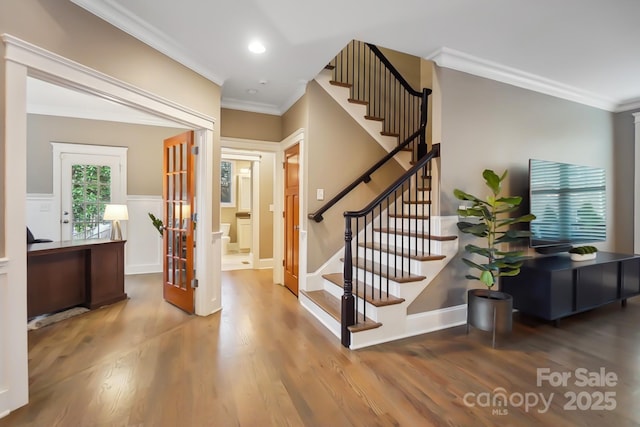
341;216;356;347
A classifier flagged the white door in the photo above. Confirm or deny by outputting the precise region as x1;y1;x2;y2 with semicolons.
60;153;124;240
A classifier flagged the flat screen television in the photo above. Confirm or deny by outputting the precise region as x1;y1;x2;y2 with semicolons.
529;159;606;250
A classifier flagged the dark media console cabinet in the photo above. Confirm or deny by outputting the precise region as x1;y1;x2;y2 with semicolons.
501;252;640;325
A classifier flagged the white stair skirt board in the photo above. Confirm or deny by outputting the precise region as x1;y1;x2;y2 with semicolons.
299;292;341;339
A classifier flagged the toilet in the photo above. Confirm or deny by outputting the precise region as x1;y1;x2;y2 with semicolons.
221;223;231;254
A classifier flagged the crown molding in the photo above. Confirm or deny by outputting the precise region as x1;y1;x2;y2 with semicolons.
615;97;640;113
70;0;225;86
221;82;307;116
221;98;282;116
426;47;619;112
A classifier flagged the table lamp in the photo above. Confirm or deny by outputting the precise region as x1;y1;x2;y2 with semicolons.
103;204;129;240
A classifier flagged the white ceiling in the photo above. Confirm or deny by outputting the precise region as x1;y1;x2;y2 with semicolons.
65;0;640;115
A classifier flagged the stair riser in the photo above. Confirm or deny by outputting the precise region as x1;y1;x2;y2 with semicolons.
379;218;431;232
349;267;404;295
402;204;433;216
390;191;431;202
358;247;423;273
322;278;381;320
372;233;446;253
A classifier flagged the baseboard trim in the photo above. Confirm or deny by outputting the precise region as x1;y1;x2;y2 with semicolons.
125;265;162;275
0;387;9;420
405;304;467;336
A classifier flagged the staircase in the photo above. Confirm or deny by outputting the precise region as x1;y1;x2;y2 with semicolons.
301;41;460;349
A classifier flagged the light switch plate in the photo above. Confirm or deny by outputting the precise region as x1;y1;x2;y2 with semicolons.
316;189;324;201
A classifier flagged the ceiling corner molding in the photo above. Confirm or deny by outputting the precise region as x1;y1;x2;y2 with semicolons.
426;47;618;112
615;97;640;113
221;98;282;116
278;83;308;115
69;0;225;86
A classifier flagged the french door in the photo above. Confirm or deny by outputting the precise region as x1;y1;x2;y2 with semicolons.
60;153;124;241
163;131;196;313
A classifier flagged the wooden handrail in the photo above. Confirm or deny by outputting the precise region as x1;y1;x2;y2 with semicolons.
308;126;425;223
345;144;439;218
365;43;424;98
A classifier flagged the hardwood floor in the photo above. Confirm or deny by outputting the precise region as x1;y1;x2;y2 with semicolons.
2;270;640;426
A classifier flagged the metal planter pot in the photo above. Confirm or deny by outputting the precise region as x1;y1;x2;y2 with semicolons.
466;289;513;347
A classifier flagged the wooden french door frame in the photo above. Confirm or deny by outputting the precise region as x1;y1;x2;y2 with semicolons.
163;131;196;313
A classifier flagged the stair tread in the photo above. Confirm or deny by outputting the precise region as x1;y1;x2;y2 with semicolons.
388;213;430;219
364;115;384;121
342;257;426;283
358;242;446;261
374;228;458;241
403;200;432;205
322;273;405;307
301;290;382;332
348;98;368;105
329;80;351;88
381;131;400;137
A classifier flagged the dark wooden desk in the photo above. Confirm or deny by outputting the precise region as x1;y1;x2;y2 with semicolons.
27;239;127;318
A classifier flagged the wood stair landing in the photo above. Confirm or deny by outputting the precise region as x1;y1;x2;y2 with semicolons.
322;273;405;307
301;290;382;333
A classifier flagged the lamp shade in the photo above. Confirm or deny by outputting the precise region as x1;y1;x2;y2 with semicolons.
103;204;129;221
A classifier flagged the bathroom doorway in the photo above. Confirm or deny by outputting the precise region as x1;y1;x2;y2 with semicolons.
220;149;263;271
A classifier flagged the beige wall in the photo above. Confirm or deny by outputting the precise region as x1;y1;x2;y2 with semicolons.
221;108;282;141
408;67;617;313
305;80;404;271
282;96;308;138
378;46;422;92
27;115;187;195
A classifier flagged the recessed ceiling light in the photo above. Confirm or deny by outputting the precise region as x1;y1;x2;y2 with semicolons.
248;40;266;54
246;89;258;95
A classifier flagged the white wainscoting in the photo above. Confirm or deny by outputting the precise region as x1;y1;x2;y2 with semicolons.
26;194;59;241
125;195;163;275
26;194;163;275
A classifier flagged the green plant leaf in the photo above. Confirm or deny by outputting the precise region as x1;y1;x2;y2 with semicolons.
497;268;521;277
457;222;489;237
454;189;483;204
480;270;495;287
464;244;494;258
483;169;502;195
496;196;522;205
462;257;489;272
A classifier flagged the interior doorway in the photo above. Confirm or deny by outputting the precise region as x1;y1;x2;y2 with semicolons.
3;34;219;413
220;148;262;271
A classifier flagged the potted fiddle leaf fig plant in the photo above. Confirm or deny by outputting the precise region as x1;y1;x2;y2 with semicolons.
454;169;536;347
